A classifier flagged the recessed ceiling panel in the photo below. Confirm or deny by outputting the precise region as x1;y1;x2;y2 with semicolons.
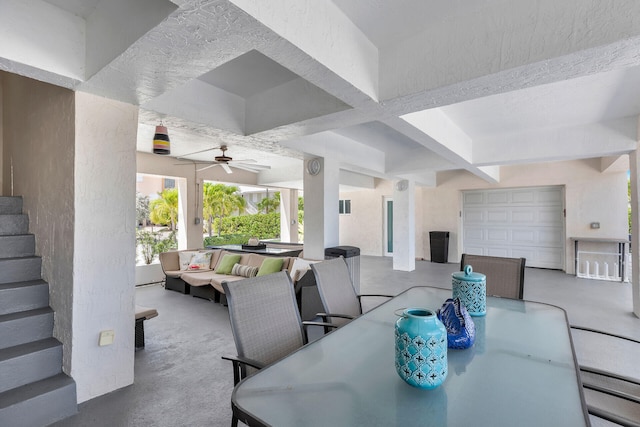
198;50;299;99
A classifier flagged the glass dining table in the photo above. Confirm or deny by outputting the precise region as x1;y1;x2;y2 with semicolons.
231;286;589;426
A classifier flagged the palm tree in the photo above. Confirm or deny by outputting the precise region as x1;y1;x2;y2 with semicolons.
257;191;280;214
202;183;247;236
149;188;179;230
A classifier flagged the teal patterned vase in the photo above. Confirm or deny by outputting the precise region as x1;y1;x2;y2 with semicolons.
395;308;448;389
452;265;486;317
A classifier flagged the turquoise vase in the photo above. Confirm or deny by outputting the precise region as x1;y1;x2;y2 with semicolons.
452;265;486;317
395;308;448;389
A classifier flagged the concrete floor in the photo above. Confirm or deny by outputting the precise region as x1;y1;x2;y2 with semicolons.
52;256;639;427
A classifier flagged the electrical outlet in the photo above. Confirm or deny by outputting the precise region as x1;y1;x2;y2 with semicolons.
590;222;600;229
99;330;115;346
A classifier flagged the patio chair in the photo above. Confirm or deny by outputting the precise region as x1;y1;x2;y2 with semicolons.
571;326;640;426
460;254;526;299
221;271;334;427
310;257;393;327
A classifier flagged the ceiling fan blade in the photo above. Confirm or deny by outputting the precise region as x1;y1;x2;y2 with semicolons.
176;146;220;159
221;163;233;174
196;164;218;172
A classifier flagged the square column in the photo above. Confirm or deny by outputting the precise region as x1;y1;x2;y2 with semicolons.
280;188;299;243
629;139;640;317
303;157;339;260
392;179;416;271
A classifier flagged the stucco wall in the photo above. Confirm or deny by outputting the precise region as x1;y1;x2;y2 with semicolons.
422;159;629;272
340;159;628;271
73;91;137;402
339;181;388;256
340;179;426;259
2;75;139;403
2;73;76;371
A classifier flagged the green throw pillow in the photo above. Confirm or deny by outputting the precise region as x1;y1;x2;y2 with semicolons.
257;257;284;276
215;254;242;274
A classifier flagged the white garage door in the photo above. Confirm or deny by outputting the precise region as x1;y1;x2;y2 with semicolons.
462;186;564;269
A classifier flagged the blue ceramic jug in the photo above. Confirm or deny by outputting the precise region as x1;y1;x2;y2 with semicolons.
437;297;475;349
395;308;448;389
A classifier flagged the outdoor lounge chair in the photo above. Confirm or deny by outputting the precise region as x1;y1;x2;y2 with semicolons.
460;253;526;299
311;257;393;327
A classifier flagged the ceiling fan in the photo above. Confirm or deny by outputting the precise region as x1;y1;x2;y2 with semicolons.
175;145;270;174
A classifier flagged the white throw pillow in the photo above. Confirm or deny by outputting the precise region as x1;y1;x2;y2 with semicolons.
178;251;198;271
188;252;213;271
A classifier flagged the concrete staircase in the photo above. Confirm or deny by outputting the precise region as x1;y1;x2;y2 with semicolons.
0;197;77;427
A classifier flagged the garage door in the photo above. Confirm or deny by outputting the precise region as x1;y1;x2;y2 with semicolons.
462;186;564;269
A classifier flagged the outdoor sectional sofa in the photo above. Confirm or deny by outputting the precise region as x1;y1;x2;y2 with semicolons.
159;249;296;304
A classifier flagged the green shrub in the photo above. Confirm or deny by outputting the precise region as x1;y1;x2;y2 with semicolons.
136;230;177;264
213;213;280;238
203;234;253;246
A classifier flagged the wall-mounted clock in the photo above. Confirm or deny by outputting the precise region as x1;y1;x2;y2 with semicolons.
395;180;409;191
307;158;321;176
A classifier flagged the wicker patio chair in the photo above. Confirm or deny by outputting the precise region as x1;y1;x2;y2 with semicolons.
460;253;526;299
310;257;393;328
221;271;334;427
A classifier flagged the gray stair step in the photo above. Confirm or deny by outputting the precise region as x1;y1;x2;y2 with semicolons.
0;197;22;215
0;338;62;394
0;280;49;316
0;257;42;285
0;235;35;258
0;307;53;350
0;215;28;236
0;373;77;427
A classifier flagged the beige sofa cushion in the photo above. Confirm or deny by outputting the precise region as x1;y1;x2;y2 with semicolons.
159;249;222;278
181;270;219;286
182;251;296;294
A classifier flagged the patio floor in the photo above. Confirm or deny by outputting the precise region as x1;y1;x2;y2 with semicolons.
53;256;639;427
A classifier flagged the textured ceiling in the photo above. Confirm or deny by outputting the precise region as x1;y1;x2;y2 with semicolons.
3;0;640;189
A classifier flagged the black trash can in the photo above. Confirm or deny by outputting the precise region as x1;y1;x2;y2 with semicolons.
325;246;361;293
429;231;449;263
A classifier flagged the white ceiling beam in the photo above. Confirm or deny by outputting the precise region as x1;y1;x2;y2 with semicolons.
229;0;378;101
472;118;638;166
383;116;499;184
280;131;386;173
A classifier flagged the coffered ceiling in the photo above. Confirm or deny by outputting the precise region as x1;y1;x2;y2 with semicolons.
3;0;639;189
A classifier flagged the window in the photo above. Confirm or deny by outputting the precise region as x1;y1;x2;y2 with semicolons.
163;178;175;189
339;199;351;215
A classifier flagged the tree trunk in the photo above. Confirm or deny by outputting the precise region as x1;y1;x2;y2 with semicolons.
208;215;213;237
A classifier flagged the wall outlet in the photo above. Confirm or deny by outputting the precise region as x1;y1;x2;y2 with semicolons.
590;222;600;229
99;330;115;346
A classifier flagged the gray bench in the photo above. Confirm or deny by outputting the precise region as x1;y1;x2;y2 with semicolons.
135;305;158;349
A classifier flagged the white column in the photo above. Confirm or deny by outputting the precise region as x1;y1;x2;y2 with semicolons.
303;157;339;260
176;178;189;249
280;188;299;243
176;175;204;250
392;180;416;271
629;137;640;317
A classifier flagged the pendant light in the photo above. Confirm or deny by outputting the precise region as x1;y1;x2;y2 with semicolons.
153;124;170;155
